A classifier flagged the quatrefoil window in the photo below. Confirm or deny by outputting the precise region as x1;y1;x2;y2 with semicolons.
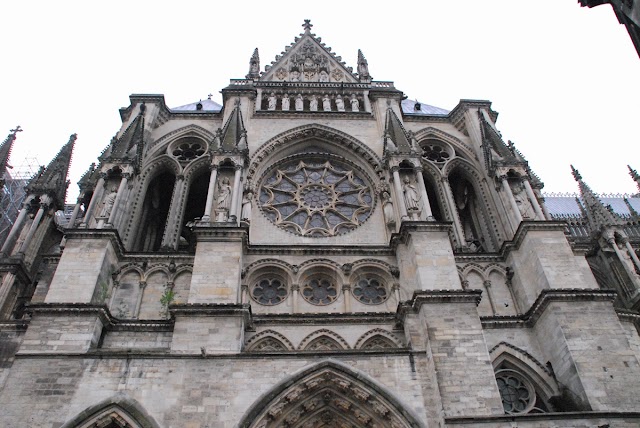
353;278;388;305
251;278;288;305
258;158;374;237
421;142;451;163
302;277;338;305
496;370;535;414
172;140;205;161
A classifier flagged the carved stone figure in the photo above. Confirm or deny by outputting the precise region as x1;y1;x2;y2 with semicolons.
402;177;420;211
322;94;331;111
295;94;304;111
350;94;359;112
309;95;318;111
290;70;300;82
282;94;290;111
319;70;329;82
513;182;534;219
335;95;345;112
99;187;118;218
241;191;253;223
382;191;395;226
268;93;277;110
216;177;232;211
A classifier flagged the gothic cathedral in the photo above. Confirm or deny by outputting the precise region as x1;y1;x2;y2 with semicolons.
1;21;640;428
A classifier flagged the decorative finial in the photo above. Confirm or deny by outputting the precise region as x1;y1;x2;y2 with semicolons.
628;165;639;181
246;48;260;79
9;125;23;136
207;93;213;100
302;19;313;33
570;165;582;181
357;49;371;81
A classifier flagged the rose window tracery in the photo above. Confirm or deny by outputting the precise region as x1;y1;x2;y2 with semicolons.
171;140;205;161
421;142;451;164
251;278;288;305
352;278;388;304
496;369;535;414
259;159;374;237
302;277;338;305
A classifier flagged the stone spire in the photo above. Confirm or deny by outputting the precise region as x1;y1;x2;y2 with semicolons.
357;49;371;81
384;108;412;155
571;165;622;234
246;48;260;79
302;19;313;34
628;165;640;193
0;126;21;188
105;104;145;171
219;101;248;153
26;133;77;207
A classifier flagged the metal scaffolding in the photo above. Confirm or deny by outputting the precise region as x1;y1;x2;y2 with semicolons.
0;157;40;246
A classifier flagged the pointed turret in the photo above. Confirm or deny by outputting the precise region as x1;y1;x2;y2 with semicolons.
0;126;21;188
246;48;260;79
218;101;248;153
357;49;371;81
384;108;412;155
571;165;622;234
26;133;76;207
628;165;640;193
104;104;145;171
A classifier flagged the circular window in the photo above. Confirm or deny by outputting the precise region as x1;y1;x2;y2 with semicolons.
301;277;338;305
496;369;535;414
258;158;374;237
250;278;288;305
353;278;388;305
171;139;206;161
421;141;452;164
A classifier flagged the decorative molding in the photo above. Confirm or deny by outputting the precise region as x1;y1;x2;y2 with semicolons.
245;329;295;351
354;328;404;349
298;329;350;350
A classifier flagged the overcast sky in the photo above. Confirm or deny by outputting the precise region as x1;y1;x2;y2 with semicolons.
1;1;639;203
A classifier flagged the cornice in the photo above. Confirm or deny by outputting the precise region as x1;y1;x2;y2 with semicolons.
253;111;372;120
192;225;249;243
245;244;395;257
63;228;127;258
616;308;640;328
0;320;29;331
396;290;483;325
446;411;640;424
499;221;568;256
253;312;397;326
480;288;617;329
0;257;33;285
389;221;454;248
170;303;253;329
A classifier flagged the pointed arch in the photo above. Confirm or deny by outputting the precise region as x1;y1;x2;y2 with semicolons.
355;328;404;349
413;126;475;160
237;359;426;428
246;329;295;351
298;329;349;350
60;393;160;428
146;124;215;158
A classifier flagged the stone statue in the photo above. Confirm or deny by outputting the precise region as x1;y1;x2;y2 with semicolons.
322;94;331;111
281;94;290;111
309;95;318;111
295;94;304;111
99;187;118;218
335;95;345;112
513;182;534;219
241;191;253;223
319;70;329;82
216;178;232;211
267;93;277;110
402;177;420;211
350;94;359;112
290;70;300;82
382;191;395;226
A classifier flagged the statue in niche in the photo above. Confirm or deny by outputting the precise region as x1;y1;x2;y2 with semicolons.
290;70;300;82
281;94;290;111
335;95;345;112
99;187;118;218
309;95;318;111
402;177;420;212
319;70;329;82
454;181;482;250
512;182;534;219
295;94;304;111
322;94;331;111
241;190;253;223
267;93;277;110
350;94;359;112
216;178;232;211
382;191;395;227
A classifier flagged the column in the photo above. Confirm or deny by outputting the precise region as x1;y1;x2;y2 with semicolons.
292;284;299;314
17;197;49;254
240;284;248;304
501;175;523;225
522;179;544;220
343;284;352;313
608;237;640;291
392;283;401;305
483;280;497;315
392;168;408;220
201;165;218;222
160;175;187;250
107;173;130;226
256;88;263;111
415;168;434;220
441;177;466;248
67;194;84;229
134;281;146;318
81;174;106;227
0;272;17;318
0;196;33;255
623;238;640;273
229;165;243;223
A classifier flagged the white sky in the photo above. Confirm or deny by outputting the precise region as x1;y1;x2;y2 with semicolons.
1;1;639;203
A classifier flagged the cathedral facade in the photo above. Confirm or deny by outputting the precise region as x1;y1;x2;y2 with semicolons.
1;21;640;427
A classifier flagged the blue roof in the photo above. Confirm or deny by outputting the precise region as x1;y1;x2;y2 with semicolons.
545;195;640;217
171;99;222;112
401;99;449;116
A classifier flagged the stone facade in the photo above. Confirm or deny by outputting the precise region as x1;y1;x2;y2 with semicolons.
0;20;640;428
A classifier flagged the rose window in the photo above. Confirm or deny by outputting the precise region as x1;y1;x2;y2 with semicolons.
496;370;535;414
251;279;288;305
353;278;387;304
421;143;451;163
172;141;205;161
259;159;374;237
302;277;338;305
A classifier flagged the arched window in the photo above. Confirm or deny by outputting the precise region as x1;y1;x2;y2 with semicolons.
179;169;209;251
134;171;175;251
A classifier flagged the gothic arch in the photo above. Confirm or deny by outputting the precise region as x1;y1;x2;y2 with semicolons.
237;359;425;428
354;328;404;349
298;329;349;350
248;124;382;185
244;259;297;286
59;393;160;428
246;329;295;351
297;259;346;285
413;126;475;161
146;124;215;158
